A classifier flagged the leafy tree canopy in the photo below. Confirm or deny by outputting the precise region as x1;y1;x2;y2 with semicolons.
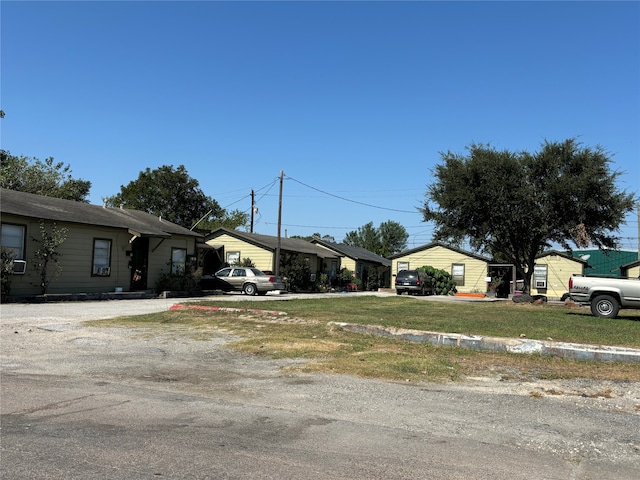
0;150;91;202
421;138;637;292
291;233;337;243
105;164;247;230
343;220;408;258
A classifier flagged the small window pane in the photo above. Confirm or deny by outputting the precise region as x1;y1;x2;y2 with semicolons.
226;251;240;265
171;248;187;275
452;264;465;286
1;224;25;259
93;239;111;276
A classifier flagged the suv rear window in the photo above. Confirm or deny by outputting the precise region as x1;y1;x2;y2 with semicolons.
397;270;419;279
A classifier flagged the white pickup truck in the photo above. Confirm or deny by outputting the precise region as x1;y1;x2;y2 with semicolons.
568;275;640;318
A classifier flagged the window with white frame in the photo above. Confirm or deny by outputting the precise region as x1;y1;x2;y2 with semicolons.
1;223;26;259
452;263;465;286
397;261;409;272
171;248;187;275
92;239;112;276
533;264;548;289
226;251;240;265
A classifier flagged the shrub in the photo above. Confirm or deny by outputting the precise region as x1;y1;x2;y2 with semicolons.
155;263;200;294
364;265;385;291
237;257;255;267
1;247;16;301
417;265;457;295
280;252;313;292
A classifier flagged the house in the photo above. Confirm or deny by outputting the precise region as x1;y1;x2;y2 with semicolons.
200;228;340;278
532;251;588;299
569;248;639;277
621;259;640;279
1;189;201;297
388;242;491;294
310;239;392;288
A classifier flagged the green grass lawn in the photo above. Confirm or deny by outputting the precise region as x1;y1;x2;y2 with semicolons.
191;296;640;348
90;296;640;383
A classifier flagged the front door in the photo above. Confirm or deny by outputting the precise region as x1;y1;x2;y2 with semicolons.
130;237;149;291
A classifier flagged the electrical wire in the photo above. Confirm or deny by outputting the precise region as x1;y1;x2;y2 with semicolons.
285;175;419;214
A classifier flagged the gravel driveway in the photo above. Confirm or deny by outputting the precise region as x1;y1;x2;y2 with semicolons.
1;295;639;479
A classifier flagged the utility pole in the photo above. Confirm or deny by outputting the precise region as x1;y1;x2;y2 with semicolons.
250;189;255;233
275;171;284;275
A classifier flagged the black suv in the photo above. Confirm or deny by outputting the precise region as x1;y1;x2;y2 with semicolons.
395;270;435;296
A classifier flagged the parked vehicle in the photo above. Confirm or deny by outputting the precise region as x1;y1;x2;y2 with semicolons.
568;275;640;318
395;270;435;296
201;267;286;295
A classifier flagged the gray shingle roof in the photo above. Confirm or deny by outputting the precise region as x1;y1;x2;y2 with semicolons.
311;239;391;267
388;241;491;262
1;189;201;238
206;228;340;259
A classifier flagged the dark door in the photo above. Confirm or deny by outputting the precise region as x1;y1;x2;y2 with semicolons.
130;237;149;291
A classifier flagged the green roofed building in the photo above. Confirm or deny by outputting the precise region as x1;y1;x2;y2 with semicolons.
570;249;639;278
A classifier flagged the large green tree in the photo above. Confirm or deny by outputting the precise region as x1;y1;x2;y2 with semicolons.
343;220;408;257
0;150;91;202
420;139;637;292
105;164;247;230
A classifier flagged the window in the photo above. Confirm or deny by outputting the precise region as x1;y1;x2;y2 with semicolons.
452;263;465;286
216;268;231;277
397;261;409;272
226;251;240;265
533;264;548;289
1;224;26;259
171;248;187;275
232;268;246;277
92;239;112;276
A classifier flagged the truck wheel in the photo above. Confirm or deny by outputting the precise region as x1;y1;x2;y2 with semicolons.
590;295;620;319
243;283;257;296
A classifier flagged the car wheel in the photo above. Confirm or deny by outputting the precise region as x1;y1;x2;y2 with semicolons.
590;295;620;319
396;290;402;295
243;283;257;296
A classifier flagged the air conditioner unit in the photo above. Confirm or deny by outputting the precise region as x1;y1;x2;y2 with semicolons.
94;266;111;276
535;280;547;289
12;260;27;275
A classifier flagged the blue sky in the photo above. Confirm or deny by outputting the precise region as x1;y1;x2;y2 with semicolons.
2;1;638;251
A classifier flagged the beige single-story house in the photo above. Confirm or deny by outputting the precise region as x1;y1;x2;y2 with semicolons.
310;239;392;287
621;259;640;279
201;228;340;277
1;189;201;297
532;251;588;298
388;242;491;294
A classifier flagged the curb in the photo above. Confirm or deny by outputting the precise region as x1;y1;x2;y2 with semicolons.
331;322;640;363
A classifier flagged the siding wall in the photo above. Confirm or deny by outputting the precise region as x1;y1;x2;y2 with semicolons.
2;214;196;296
205;233;326;273
206;233;274;271
392;245;488;293
625;265;640;278
532;255;584;299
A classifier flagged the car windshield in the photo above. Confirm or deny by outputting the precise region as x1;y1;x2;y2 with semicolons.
250;268;265;276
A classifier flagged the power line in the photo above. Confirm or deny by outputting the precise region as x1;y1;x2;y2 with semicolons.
285;175;419;214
